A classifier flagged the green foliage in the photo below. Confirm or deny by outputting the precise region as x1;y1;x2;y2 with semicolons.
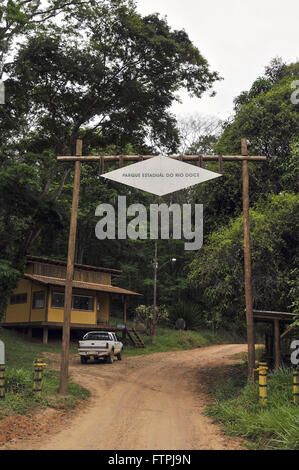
217;61;299;159
207;366;299;449
188;192;299;330
0;0;220;319
288;269;299;316
191;59;298;240
0;327;90;418
123;326;242;357
169;301;203;330
0;367;90;417
2;0;219;155
0;5;298;347
0;160;63;261
135;304;169;335
0;260;20;321
215;60;299;198
5;367;32;394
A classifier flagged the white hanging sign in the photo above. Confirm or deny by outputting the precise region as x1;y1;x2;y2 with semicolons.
101;155;221;196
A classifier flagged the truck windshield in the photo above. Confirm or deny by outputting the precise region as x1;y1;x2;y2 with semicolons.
83;333;110;341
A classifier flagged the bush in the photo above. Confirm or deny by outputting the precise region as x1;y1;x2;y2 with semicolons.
169;301;203;330
5;368;33;394
135;305;169;335
189;192;299;330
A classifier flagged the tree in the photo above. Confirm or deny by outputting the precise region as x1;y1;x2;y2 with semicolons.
0;0;220;264
188;193;299;331
0;0;94;78
216;60;299;162
3;1;220;155
188;60;299;238
177;113;222;155
135;304;169;336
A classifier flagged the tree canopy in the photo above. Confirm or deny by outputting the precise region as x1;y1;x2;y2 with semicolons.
0;1;297;334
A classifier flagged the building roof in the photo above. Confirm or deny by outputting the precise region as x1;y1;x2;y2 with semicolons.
24;273;141;297
26;255;122;275
253;310;296;323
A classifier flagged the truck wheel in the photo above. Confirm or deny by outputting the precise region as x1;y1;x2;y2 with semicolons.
117;350;122;361
107;351;114;364
80;356;88;364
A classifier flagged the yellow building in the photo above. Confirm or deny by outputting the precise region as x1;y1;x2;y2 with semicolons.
2;256;141;344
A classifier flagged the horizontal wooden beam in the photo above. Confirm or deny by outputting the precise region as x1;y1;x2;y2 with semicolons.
253;310;296;317
57;155;267;163
254;316;294;323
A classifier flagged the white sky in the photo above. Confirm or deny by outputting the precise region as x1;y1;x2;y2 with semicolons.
136;0;299;120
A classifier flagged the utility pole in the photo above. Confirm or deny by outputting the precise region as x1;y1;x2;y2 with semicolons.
152;242;176;345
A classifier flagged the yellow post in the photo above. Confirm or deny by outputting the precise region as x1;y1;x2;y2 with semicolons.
293;371;299;405
33;358;46;398
257;362;268;407
0;365;5;401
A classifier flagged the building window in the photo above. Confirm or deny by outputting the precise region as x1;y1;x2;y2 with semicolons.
32;291;45;309
51;291;65;309
51;292;94;311
10;293;27;304
72;295;94;311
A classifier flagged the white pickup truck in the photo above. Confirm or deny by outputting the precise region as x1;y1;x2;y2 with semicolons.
78;331;123;364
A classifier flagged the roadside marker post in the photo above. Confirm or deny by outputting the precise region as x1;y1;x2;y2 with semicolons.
0;365;5;401
0;341;5;401
255;362;268;407
33;358;47;398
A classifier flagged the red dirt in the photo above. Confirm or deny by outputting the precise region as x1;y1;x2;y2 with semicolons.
1;344;248;450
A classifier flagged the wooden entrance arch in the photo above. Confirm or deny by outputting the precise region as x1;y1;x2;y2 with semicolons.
57;139;266;393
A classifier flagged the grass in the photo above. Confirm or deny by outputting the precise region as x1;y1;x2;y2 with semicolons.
0;327;90;419
122;326;243;357
205;362;299;450
0;327;78;368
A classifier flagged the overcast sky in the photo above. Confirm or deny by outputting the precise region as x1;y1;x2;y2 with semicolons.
136;0;299;120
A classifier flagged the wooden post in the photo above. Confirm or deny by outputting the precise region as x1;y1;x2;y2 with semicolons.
122;295;127;341
218;156;223;175
152;241;158;345
59;139;82;395
43;327;48;345
274;319;280;370
242;138;255;381
99;156;104;175
123;295;127;325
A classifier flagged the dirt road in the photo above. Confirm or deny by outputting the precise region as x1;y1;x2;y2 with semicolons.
5;344;247;450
